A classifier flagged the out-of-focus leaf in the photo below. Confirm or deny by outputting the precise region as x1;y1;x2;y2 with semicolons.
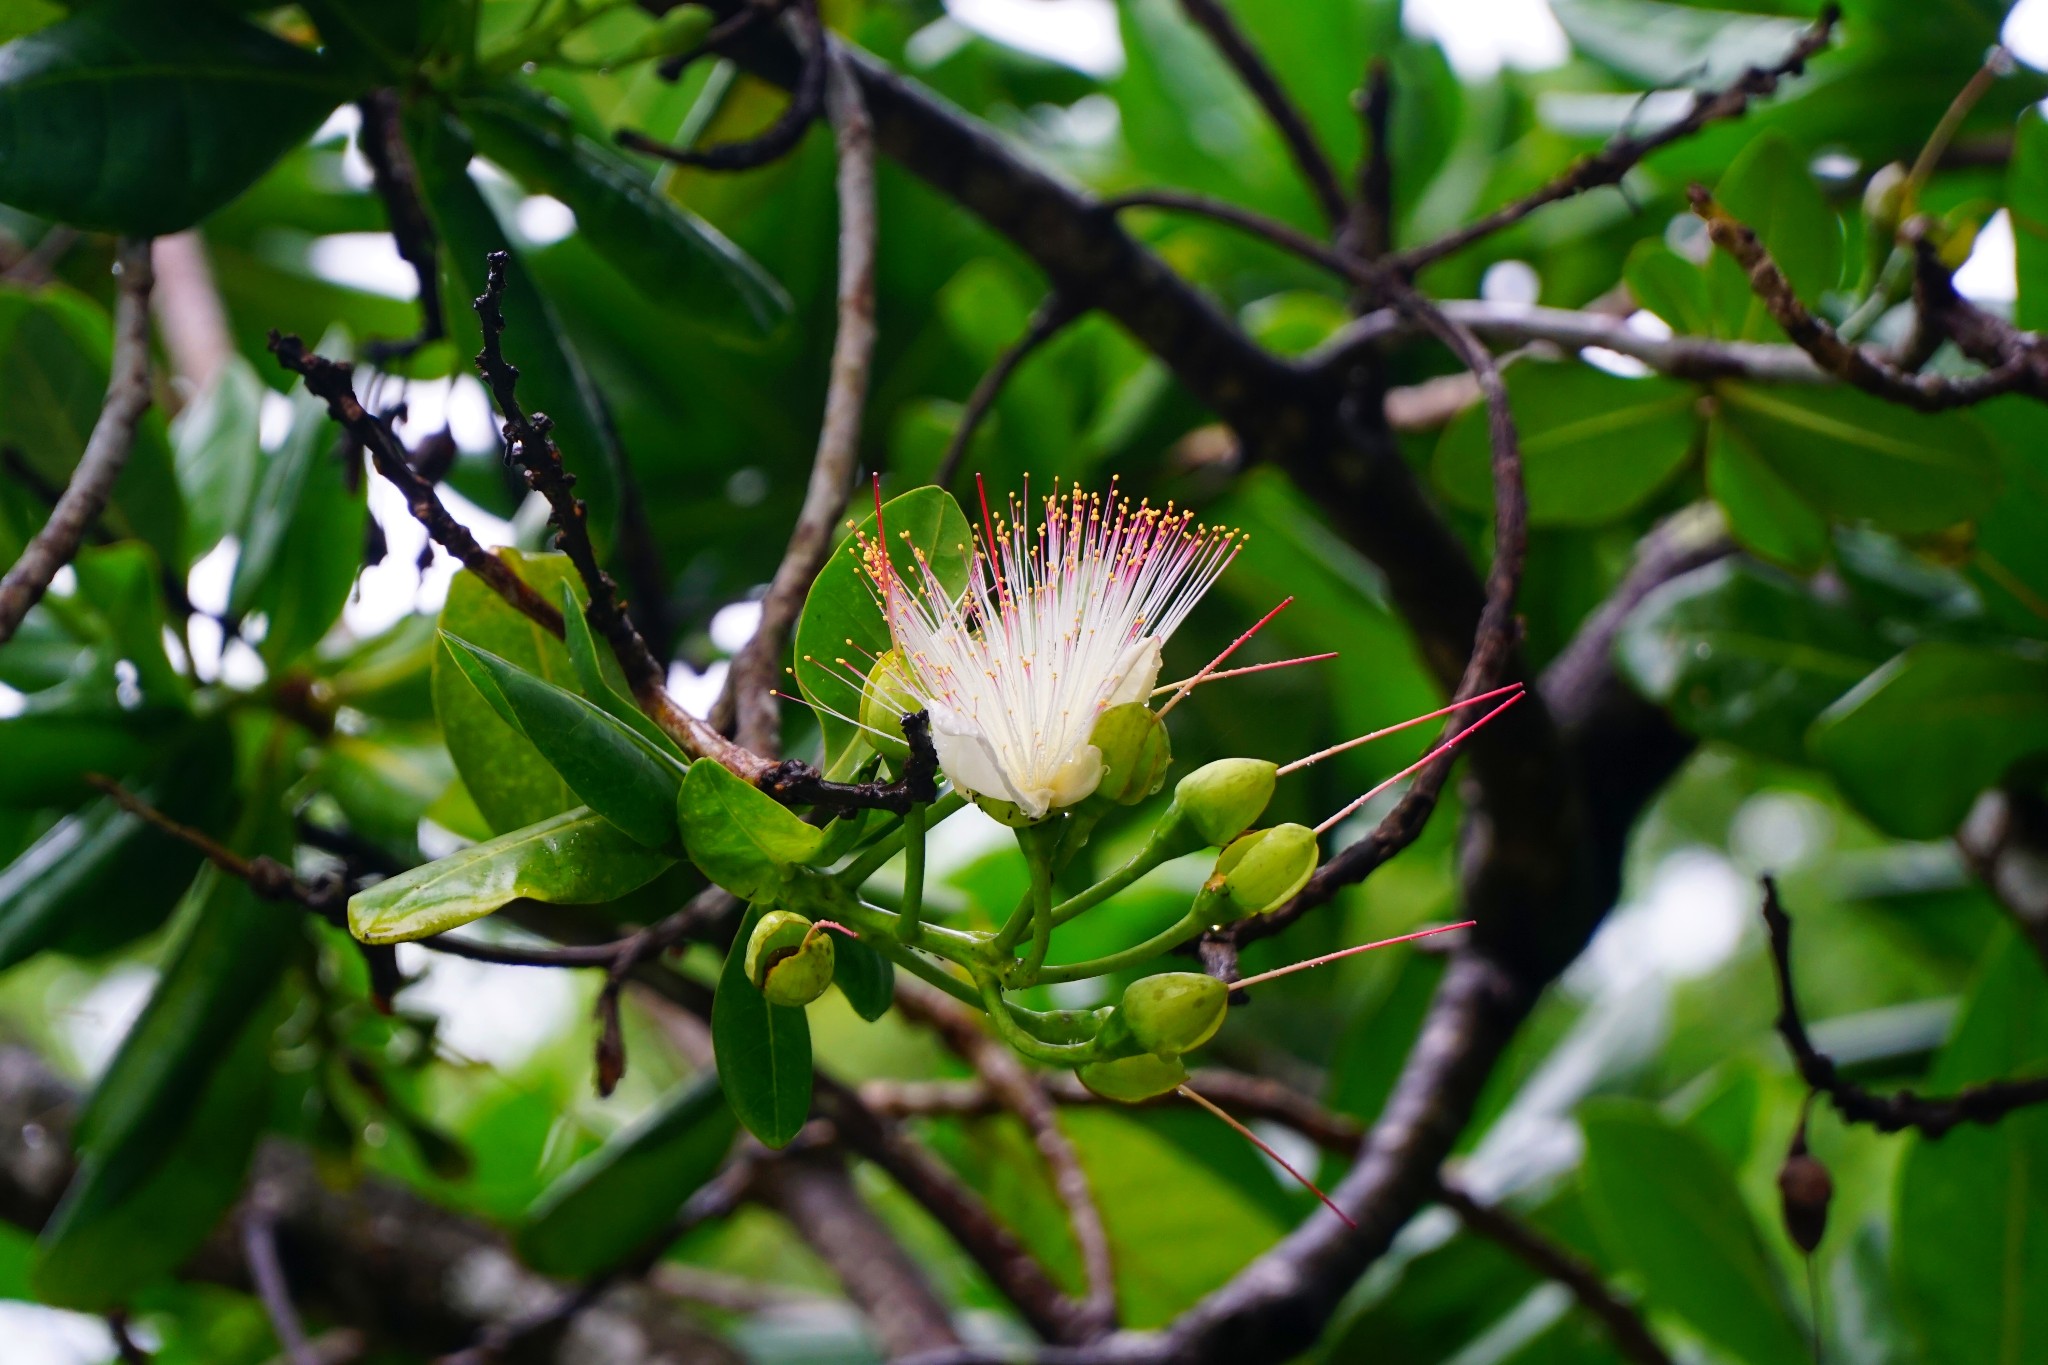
676;757;820;902
1710;132;1842;342
1809;642;2048;839
441;631;683;849
0;0;355;232
302;0;458;74
1551;0;1812;87
1624;241;1715;338
2010;108;2048;334
33;984;277;1309
406;106;624;540
1717;384;1999;535
517;1071;736;1277
347;805;674;943
0;284;182;567
831;929;894;1022
792;486;973;779
713;904;812;1149
1896;931;2048;1362
1972;398;2048;637
1706;414;1829;571
461;84;791;341
169;354;263;560
431;550;585;834
1614;558;1887;762
312;731;451;859
70;540;186;707
1580;1098;1808;1365
1435;360;1698;525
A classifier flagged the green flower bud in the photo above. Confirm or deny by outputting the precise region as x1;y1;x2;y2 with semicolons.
1089;703;1171;806
744;910;836;1007
859;651;921;763
1214;823;1321;916
1173;758;1277;846
1861;161;1911;242
1076;1053;1188;1104
1121;972;1228;1058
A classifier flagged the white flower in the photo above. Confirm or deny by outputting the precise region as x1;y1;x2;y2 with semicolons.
863;483;1238;819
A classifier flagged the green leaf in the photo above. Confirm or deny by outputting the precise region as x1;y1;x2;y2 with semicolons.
1809;642;2048;839
461;84;791;342
792;486;974;777
441;632;684;850
517;1071;736;1278
1614;558;1888;762
712;904;812;1148
1624;241;1716;338
347;805;674;943
70;540;187;707
1718;383;2001;535
33;985;277;1310
831;929;895;1022
1580;1098;1808;1365
431;550;586;835
1706;414;1829;571
2012;109;2048;335
1551;0;1813;88
1896;931;2048;1363
1709;132;1842;342
676;757;822;902
407;105;624;542
169;354;263;560
0;0;356;233
555;579;681;756
1434;359;1698;526
0;284;182;567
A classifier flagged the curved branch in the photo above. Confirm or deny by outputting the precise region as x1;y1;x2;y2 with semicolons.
933;294;1078;492
620;1;826;172
0;238;155;644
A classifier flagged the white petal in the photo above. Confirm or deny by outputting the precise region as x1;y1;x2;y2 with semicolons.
1046;743;1105;810
1103;636;1164;707
928;703;1039;814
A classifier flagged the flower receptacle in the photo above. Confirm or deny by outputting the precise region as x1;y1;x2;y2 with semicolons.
1214;823;1321;916
1077;1052;1189;1103
1121;972;1228;1057
1173;758;1278;846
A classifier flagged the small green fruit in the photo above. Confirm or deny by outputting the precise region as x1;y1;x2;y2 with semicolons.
858;651;922;763
1121;972;1228;1057
744;910;836;1007
1173;758;1278;845
1089;703;1171;805
1077;1052;1188;1103
1214;823;1321;916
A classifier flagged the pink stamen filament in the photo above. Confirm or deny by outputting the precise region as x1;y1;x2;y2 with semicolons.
1177;1084;1356;1230
1151;652;1339;697
1156;596;1294;718
1276;682;1526;777
1313;689;1527;836
1230;920;1477;991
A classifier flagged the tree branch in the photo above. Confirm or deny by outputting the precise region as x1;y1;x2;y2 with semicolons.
718;46;877;756
620;0;826;172
932;294;1079;492
1389;7;1841;275
1176;0;1347;229
0;238;155;644
1763;876;2048;1135
357;88;445;363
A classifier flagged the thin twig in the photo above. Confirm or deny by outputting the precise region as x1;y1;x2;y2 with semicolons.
107;1314;150;1364
1438;1178;1673;1365
1177;0;1347;228
1342;59;1394;263
1762;877;2048;1135
1389;7;1841;274
243;1203;319;1365
719;46;878;756
357;90;445;363
0;238;154;644
1691;187;2039;409
621;0;826;171
932;294;1079;492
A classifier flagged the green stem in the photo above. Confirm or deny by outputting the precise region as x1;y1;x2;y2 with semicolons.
839;792;965;888
1051;812;1198;928
898;803;926;942
1000;824;1059;987
877;941;984;1010
1034;895;1223;985
975;973;1104;1065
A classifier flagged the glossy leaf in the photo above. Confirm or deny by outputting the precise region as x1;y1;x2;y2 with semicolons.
2013;109;2048;335
349;805;673;943
517;1071;736;1277
1580;1099;1808;1365
676;757;822;902
432;550;585;835
441;632;684;850
1896;931;2048;1362
461;83;791;341
792;486;975;778
713;904;812;1149
1809;642;2048;839
831;929;895;1022
0;0;356;232
555;579;680;756
1434;360;1698;525
169;354;264;560
1614;558;1888;762
1718;383;2000;535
